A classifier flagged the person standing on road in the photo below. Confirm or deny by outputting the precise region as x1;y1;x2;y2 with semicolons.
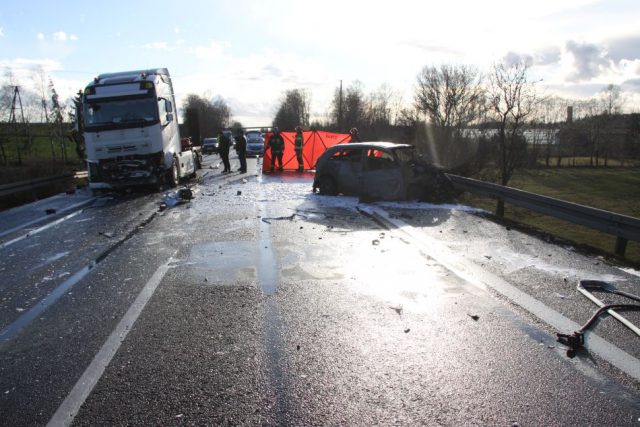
268;126;284;172
235;128;247;173
218;130;231;173
349;127;361;142
294;126;304;172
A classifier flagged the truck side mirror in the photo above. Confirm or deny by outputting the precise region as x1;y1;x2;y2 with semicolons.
166;113;174;123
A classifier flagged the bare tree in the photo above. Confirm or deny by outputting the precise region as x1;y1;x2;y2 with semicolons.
329;81;365;132
414;64;485;167
31;66;49;123
272;88;310;130
532;96;569;166
488;60;537;216
182;94;231;140
49;79;67;163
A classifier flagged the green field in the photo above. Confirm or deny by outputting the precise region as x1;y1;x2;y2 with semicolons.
460;167;640;265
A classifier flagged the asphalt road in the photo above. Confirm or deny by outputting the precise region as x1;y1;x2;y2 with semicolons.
0;153;639;426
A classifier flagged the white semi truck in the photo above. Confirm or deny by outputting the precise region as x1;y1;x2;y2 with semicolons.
82;68;200;192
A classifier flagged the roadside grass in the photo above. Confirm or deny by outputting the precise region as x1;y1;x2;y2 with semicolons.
459;167;640;265
0;134;82;184
538;157;640;168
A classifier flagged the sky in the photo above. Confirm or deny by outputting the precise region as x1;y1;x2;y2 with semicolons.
1;0;639;126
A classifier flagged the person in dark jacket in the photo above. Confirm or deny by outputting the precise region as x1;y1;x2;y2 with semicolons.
294;126;304;171
349;127;361;142
235;128;247;173
268;126;284;172
218;130;231;173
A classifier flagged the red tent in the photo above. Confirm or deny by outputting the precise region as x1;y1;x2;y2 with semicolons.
262;130;352;172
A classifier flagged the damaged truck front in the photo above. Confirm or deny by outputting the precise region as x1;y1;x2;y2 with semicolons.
83;68;200;193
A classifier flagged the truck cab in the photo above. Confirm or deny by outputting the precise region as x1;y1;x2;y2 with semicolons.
83;68;199;191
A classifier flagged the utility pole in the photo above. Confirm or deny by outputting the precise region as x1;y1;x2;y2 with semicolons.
338;80;343;132
8;86;28;165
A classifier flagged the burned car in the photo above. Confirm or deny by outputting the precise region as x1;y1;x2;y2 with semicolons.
312;142;456;202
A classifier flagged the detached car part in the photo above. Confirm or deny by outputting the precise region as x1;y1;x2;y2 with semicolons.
556;280;640;357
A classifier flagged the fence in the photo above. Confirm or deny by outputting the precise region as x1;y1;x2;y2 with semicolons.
447;174;640;257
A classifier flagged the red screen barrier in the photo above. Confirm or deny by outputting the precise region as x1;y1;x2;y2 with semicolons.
262;130;352;172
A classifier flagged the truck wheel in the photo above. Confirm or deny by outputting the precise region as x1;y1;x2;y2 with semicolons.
167;160;180;187
318;175;338;196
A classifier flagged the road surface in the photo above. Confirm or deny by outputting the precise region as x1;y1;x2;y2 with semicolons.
1;154;639;426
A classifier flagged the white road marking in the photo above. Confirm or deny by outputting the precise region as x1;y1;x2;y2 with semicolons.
0;197;97;241
0;208;87;250
360;205;640;382
46;256;175;427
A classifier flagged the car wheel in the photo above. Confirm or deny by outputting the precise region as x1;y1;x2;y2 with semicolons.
167;160;179;188
318;175;338;196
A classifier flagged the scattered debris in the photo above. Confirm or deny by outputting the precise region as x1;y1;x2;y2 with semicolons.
372;239;380;246
98;231;114;238
390;305;403;315
177;188;193;201
158;203;167;212
161;187;193;208
237;190;242;196
296;345;300;351
45;208;56;215
404;328;411;333
557;280;640;358
242;178;247;184
261;214;300;224
468;314;480;321
484;255;492;260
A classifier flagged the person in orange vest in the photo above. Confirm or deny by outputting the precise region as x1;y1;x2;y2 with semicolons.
294;126;304;171
268;126;284;172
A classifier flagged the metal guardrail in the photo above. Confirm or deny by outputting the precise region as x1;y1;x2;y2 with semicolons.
447;174;640;257
0;174;75;198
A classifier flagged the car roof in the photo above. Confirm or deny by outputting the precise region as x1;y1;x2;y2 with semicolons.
329;142;413;151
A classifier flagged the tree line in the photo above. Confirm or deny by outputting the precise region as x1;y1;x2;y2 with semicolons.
1;61;637;188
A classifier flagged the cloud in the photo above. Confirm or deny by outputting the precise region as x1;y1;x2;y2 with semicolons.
565;40;610;82
503;52;534;67
622;78;640;90
501;47;561;68
53;31;67;41
605;36;640;62
534;47;562;66
52;31;78;42
188;41;228;61
37;32;44;40
399;40;463;57
0;27;4;37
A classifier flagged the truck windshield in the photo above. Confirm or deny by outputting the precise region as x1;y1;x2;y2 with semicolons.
84;96;159;131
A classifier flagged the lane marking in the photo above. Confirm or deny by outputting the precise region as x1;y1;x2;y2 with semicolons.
359;205;640;382
0;263;94;345
0;197;97;242
0;212;158;344
0;208;88;251
47;256;175;427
